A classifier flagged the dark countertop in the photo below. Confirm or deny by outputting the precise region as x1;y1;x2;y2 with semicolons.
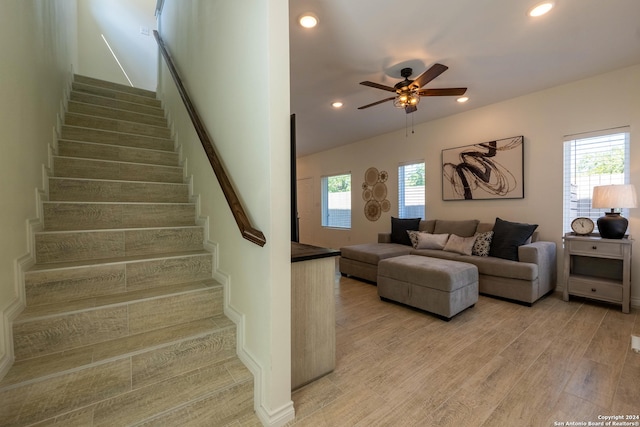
291;242;341;263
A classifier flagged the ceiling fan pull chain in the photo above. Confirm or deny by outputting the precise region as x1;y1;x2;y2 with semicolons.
405;114;409;138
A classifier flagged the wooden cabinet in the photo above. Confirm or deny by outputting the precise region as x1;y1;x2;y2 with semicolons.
563;234;632;313
291;243;339;390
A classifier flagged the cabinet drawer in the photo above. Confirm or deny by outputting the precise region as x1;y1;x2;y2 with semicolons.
568;277;622;302
569;240;622;257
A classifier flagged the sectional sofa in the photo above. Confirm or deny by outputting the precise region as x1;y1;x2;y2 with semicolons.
339;218;557;306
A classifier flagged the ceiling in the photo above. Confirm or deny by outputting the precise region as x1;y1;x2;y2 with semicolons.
289;0;640;157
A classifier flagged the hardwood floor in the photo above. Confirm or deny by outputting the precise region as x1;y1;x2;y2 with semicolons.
289;274;640;426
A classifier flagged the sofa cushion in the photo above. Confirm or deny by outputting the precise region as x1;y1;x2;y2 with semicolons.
433;220;479;237
472;231;494;257
340;243;413;265
391;217;421;246
476;223;494;233
411;250;538;281
443;234;476;255
408;231;449;249
489;217;538;261
419;220;436;233
460;254;538;281
378;255;477;292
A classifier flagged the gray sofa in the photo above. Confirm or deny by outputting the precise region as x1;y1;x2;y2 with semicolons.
339;219;557;305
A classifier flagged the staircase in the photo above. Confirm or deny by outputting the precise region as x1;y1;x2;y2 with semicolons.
0;75;259;426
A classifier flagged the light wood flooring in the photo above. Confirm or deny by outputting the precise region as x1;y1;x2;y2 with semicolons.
288;274;640;426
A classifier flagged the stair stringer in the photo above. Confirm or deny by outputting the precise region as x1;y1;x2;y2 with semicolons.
0;116;63;381
0;66;74;381
170;123;296;426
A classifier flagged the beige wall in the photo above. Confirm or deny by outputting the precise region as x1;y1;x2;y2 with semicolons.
298;64;640;306
77;0;157;90
0;0;78;375
157;1;293;425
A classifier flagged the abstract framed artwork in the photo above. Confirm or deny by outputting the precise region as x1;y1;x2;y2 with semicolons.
442;135;524;201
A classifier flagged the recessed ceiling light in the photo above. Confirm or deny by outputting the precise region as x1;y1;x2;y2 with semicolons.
299;13;318;29
457;97;469;103
528;1;555;17
331;101;343;108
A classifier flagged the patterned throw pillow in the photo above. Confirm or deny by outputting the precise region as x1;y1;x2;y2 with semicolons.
472;231;494;257
407;230;421;248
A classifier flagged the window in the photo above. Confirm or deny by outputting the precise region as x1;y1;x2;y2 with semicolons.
399;161;425;219
563;128;630;234
321;173;351;228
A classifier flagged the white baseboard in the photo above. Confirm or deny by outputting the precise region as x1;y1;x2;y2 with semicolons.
0;290;24;381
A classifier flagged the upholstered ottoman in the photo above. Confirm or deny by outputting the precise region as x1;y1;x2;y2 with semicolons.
377;255;479;320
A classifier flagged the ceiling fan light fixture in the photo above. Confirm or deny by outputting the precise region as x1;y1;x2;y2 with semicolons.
528;1;555;17
331;101;343;108
393;91;420;109
457;96;469;103
299;13;318;28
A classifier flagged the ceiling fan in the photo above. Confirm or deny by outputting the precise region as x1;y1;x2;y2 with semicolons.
358;63;467;114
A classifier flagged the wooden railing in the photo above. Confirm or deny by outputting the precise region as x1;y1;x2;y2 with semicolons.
154;30;266;247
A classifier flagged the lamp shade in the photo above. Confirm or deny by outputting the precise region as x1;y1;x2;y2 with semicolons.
592;184;637;239
592;184;638;209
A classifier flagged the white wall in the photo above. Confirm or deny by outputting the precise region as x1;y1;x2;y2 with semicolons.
157;1;293;425
298;64;640;306
77;0;157;90
0;0;78;377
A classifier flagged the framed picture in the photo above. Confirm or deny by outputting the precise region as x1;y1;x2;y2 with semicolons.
442;135;524;201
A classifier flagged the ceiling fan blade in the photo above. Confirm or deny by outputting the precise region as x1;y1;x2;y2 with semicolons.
357;97;396;110
405;105;418;114
410;63;449;89
360;81;396;92
418;87;467;96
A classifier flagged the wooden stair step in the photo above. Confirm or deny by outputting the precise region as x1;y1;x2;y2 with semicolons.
57;139;179;167
0;315;234;389
74;74;157;98
68;100;167;127
70;90;165;117
35;226;204;264
0;328;247;427
53;156;183;183
43;201;196;231
25;250;213;306
65;112;171;139
48;177;189;203
72;82;161;108
13;280;222;360
91;358;253;427
61;125;173;151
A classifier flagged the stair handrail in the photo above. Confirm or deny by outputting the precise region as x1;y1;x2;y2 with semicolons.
154;30;266;247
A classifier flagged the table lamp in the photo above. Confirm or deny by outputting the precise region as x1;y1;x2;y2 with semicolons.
591;184;637;239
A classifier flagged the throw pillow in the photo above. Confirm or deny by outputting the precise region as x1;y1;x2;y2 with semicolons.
433;219;480;237
407;230;421;248
415;232;449;250
488;217;538;261
391;217;421;246
443;234;476;255
472;231;494;257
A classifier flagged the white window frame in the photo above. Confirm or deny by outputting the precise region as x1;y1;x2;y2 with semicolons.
398;161;425;219
563;127;630;234
321;173;351;229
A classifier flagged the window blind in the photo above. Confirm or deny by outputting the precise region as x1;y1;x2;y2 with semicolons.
321;174;351;228
563;128;630;234
398;162;425;219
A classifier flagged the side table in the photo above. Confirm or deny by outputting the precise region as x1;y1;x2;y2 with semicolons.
563;233;632;313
